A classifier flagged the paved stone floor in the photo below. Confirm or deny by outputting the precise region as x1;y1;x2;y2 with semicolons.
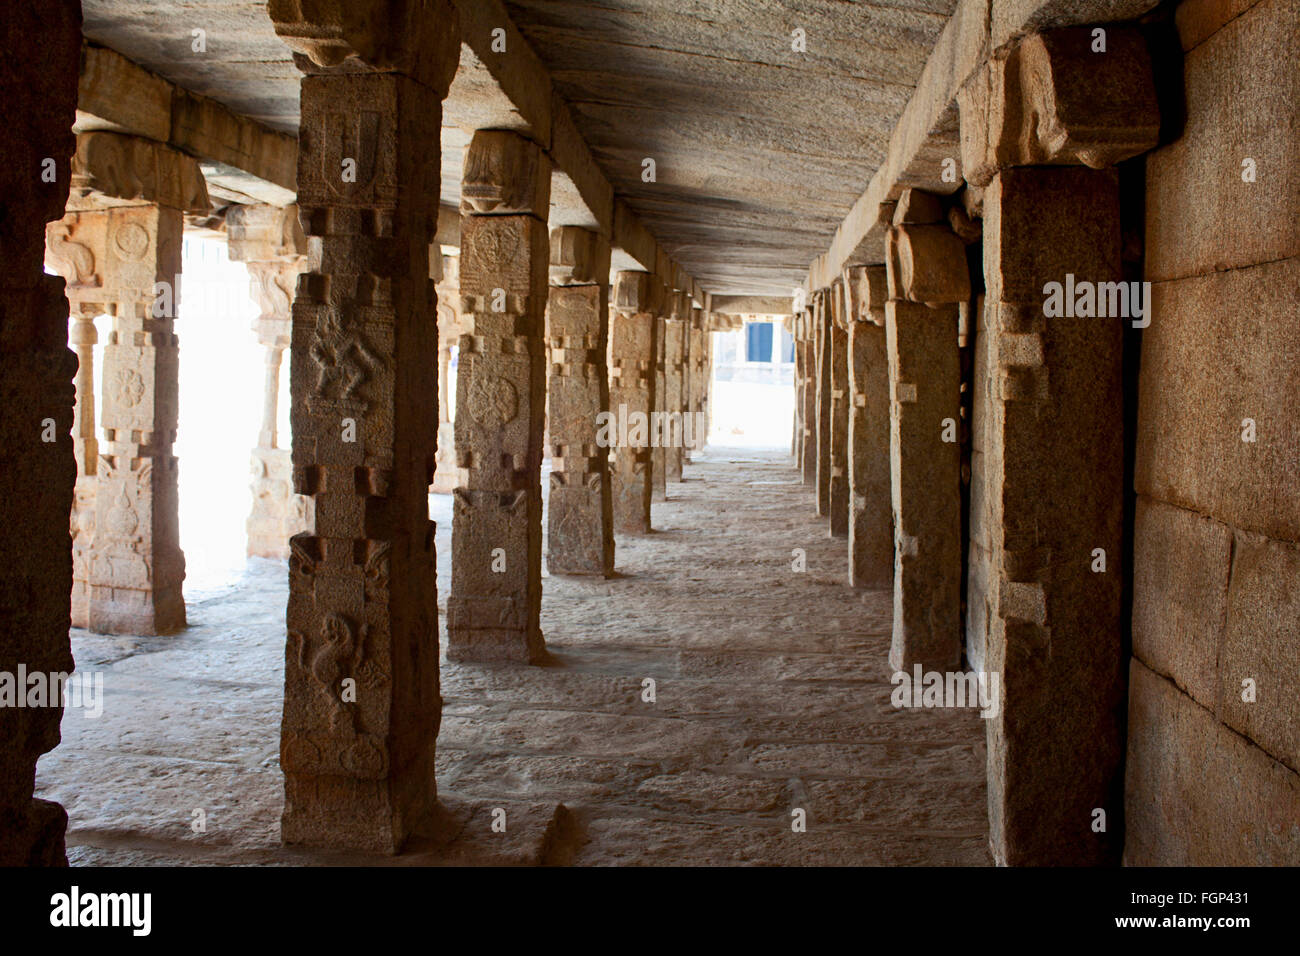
36;447;989;865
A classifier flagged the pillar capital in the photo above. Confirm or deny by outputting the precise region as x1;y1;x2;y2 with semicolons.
461;130;552;217
549;226;610;286
613;270;664;316
844;264;887;326
957;26;1160;188
268;0;460;92
227;204;308;262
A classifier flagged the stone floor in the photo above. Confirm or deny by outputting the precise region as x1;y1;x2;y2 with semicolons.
35;447;990;865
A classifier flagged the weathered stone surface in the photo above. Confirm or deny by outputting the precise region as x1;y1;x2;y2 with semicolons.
449;131;551;665
798;310;817;487
1217;527;1300;774
846;266;892;590
282;63;444;851
546;228;614;577
1146;0;1300;281
885;300;962;672
980;165;1124;866
0;0;82;868
958;27;1159;188
1124;659;1300;866
610;272;658;533
1132;497;1231;711
1135;258;1300;542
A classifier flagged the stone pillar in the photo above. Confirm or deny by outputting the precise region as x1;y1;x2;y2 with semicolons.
447;129;551;664
799;309;817;485
813;292;833;515
50;133;210;636
228;204;312;560
828;280;850;537
957;26;1158;865
663;296;687;483
269;0;458;851
845;265;893;589
651;309;668;503
431;254;463;494
792;311;804;462
682;307;696;463
545;226;614;576
610;272;661;532
689;310;707;454
884;191;970;672
64;308;98;627
0;0;81;866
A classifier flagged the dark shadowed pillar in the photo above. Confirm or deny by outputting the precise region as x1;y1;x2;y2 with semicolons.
0;0;81;867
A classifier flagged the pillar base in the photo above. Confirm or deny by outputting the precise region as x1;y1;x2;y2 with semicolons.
87;585;186;635
447;628;547;665
281;752;434;855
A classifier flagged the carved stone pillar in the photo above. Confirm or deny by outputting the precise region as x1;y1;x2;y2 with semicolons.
663;293;687;483
884;190;969;672
845;265;892;589
270;0;458;852
699;317;713;441
0;0;81;866
814;291;832;515
63;308;98;627
651;309;668;503
228;204;312;560
431;254;463;495
447;129;551;664
50;133;210;636
545;226;614;576
828;279;850;537
958;26;1158;865
610;271;660;533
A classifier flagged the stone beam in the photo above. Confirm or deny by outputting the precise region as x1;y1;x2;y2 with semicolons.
807;0;1161;288
710;295;796;316
76;43;296;206
449;0;704;304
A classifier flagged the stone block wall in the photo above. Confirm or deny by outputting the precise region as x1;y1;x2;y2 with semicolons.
1124;0;1300;865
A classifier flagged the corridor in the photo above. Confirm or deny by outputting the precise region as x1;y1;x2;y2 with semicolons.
36;448;988;865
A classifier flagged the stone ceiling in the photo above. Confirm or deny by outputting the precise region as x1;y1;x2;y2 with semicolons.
80;0;958;296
